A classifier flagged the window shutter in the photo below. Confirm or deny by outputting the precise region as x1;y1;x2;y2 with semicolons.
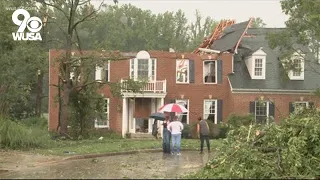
249;101;255;115
289;102;295;113
269;102;275;118
217;100;223;124
189;60;195;83
217;59;223;84
309;102;314;108
130;59;134;79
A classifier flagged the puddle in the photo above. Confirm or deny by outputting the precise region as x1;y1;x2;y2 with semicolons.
0;151;212;179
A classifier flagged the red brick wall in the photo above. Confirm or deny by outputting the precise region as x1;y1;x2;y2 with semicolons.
48;49;319;135
230;93;320;123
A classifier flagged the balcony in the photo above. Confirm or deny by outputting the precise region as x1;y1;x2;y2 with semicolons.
120;79;167;93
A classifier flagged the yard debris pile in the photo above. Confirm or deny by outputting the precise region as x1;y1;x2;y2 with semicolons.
187;108;320;179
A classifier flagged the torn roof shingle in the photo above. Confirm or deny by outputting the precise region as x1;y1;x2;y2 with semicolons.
210;20;251;52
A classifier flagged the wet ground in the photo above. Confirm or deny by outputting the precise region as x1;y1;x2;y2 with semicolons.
0;151;212;179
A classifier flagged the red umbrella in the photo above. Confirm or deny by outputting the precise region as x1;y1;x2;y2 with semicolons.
158;103;188;113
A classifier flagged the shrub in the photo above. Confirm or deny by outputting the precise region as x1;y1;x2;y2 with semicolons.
182;123;192;139
186;109;320;179
21;116;48;128
0;116;50;149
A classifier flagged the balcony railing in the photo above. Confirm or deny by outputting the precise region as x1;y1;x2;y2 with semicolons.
120;79;167;93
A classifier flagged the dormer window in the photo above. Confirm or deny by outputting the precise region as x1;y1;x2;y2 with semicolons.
254;58;263;76
287;52;304;80
245;48;266;79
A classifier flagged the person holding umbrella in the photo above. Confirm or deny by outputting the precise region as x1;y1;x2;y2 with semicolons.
158;103;188;154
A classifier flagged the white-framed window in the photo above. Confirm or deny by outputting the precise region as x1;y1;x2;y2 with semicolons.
254;58;263;76
255;101;269;124
203;99;217;124
176;99;189;124
176;59;189;83
292;58;302;77
130;58;156;81
203;60;217;84
95;61;110;82
95;98;109;128
294;101;309;110
288;52;304;80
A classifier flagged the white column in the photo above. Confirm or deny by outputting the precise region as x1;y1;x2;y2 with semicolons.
122;98;128;138
149;98;155;133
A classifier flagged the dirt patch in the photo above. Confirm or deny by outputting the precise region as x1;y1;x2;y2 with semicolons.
0;150;212;179
0;150;62;171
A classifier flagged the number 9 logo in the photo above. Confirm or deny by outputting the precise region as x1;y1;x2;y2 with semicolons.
12;9;42;33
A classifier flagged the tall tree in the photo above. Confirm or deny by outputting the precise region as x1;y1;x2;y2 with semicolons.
250;17;266;28
0;0;47;118
267;0;320;75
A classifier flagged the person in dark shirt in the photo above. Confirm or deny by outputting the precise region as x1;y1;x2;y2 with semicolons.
162;116;171;153
197;117;210;154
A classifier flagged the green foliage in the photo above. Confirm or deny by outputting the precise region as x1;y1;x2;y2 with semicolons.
0;116;49;149
187;109;320;179
250;17;266;28
227;113;254;128
21;116;48;128
182;123;192;139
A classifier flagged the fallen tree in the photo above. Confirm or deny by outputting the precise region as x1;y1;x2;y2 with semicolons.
187;108;320;179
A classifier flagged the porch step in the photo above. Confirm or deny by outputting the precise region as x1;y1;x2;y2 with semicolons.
130;133;155;139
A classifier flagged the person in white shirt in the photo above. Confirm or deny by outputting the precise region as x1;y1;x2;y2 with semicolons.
167;116;184;155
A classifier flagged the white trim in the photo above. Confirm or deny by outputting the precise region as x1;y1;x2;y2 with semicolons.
203;99;218;124
176;59;190;84
198;48;221;54
232;88;313;94
95;98;110;128
293;101;310;109
232;54;234;73
106;60;110;82
176;99;189;124
288;54;305;80
227;77;233;91
203;60;217;84
122;92;167;98
252;56;266;79
254;101;270;123
130;58;156;81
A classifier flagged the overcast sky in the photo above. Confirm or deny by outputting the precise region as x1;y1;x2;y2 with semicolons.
92;0;289;27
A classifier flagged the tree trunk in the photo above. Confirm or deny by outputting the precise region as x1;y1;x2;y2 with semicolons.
35;72;43;117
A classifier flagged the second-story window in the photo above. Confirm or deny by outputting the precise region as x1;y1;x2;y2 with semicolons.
130;58;156;81
176;59;190;83
137;59;149;79
203;60;217;83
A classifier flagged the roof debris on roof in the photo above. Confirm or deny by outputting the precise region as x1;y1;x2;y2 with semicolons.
194;18;253;55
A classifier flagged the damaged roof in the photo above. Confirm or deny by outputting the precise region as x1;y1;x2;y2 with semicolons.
228;28;320;92
210;20;251;52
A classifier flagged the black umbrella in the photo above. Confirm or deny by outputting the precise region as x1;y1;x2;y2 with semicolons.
150;112;166;121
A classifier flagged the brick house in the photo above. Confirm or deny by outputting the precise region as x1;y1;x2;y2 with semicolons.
48;20;320;138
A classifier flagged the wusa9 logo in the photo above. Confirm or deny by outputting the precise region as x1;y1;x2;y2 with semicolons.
12;9;42;41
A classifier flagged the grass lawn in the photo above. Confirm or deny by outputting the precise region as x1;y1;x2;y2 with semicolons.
33;138;223;156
